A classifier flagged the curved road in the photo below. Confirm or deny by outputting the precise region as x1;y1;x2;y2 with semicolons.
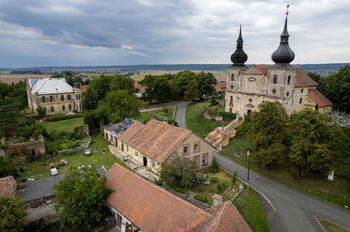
176;102;350;232
175;101;191;129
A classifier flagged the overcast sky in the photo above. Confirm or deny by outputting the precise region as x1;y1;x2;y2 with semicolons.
0;0;349;67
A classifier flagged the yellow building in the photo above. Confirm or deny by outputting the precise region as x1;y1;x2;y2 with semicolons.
104;118;215;174
27;78;82;115
225;12;332;116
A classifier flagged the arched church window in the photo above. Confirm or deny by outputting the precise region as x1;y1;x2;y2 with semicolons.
249;98;252;102
286;92;289;97
273;75;278;84
230;85;234;90
231;73;234;81
272;89;276;94
301;89;304;93
230;96;233;104
287;75;291;85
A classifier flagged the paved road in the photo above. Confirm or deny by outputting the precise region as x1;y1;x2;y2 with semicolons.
176;102;350;231
175;101;191;129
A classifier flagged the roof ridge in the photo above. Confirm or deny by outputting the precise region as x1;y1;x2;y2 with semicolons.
110;163;211;216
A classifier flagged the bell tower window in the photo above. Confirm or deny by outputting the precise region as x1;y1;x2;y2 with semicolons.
287;75;291;85
273;75;278;84
230;96;233;104
231;73;235;81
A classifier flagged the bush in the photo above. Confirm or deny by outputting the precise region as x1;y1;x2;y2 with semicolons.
0;194;26;232
36;106;46;117
48;113;84;122
0;143;8;149
167;119;179;127
210;157;220;173
210;176;218;183
232;170;237;185
219;111;237;122
216;181;223;193
194;194;208;203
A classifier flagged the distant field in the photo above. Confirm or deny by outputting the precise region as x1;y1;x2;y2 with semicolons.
0;74;50;84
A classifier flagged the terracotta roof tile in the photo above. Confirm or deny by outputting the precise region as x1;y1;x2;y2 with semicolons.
215;81;226;92
118;119;192;163
105;163;211;232
0;176;17;198
253;64;271;75
308;89;333;107
117;120;145;141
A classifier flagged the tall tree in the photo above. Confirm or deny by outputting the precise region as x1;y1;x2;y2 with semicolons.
140;75;173;102
196;71;217;98
54;167;111;230
248;102;289;166
289;109;337;176
82;88;99;110
0;194;26;232
109;74;134;93
172;71;199;100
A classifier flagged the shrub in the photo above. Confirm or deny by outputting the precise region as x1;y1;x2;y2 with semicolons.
232;171;237;185
0;194;26;232
210;157;220;173
219;111;237;122
194;194;208;203
36;106;46;117
210;176;218;183
0;143;8;149
216;181;223;193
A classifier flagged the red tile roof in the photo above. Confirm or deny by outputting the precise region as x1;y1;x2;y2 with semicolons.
252;65;318;87
308;89;333;107
82;85;88;93
215;81;226;93
118;119;192;163
105;163;252;232
0;176;17;198
134;81;145;92
105;163;210;232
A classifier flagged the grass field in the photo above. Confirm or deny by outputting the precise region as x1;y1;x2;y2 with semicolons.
233;187;270;232
186;102;229;138
222;137;252;155
317;217;350;232
135;107;175;124
20;134;125;180
43;117;84;133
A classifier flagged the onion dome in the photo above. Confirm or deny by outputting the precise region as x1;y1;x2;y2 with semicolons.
271;5;295;65
231;25;248;67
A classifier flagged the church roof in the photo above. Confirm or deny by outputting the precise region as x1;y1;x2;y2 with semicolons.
29;78;73;94
252;65;317;87
308;89;333;107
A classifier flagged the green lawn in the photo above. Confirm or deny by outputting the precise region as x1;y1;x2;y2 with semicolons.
43;117;84;133
151;107;175;120
20;134;125;180
186;102;228;138
232;187;270;232
222;137;252;155
134;107;175;124
317;217;350;232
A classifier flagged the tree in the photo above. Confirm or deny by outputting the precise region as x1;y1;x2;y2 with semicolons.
289;109;337;176
82;88;99;110
0;194;26;232
102;90;140;123
248;102;289;166
109;74;134;93
36;106;46;116
172;71;199;100
140;75;173;102
0;157;18;178
54;167;111;230
159;155;197;188
196;71;217;98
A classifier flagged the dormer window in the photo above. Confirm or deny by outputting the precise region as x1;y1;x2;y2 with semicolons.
273;75;278;84
231;73;235;81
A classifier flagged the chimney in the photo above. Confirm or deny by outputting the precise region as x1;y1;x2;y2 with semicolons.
212;194;223;206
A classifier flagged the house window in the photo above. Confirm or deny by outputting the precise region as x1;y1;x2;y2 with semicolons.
202;153;208;166
41;96;46;102
273;75;278;84
50;106;54;112
287;75;291;85
249;98;252;102
230;85;234;90
152;160;155;168
194;142;200;153
301;89;304;93
68;95;71;100
135;151;138;157
49;96;53;102
69;104;72;110
231;73;234;81
272;89;276;94
299;98;303;104
183;145;189;155
62;105;65;111
193;155;200;168
286;92;289;97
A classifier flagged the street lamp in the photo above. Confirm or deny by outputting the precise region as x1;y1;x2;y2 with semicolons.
247;150;250;182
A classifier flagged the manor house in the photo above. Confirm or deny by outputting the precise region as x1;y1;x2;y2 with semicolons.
27;78;82;115
225;11;332;117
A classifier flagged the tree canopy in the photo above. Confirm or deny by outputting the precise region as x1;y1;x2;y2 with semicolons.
248;101;289;166
54;167;111;230
140;75;174;102
0;157;19;178
0;194;26;232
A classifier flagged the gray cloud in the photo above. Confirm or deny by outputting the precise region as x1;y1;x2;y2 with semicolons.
0;0;349;67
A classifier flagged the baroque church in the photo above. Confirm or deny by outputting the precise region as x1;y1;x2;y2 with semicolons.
225;10;332;117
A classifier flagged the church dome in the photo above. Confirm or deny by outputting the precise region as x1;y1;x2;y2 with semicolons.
231;25;248;67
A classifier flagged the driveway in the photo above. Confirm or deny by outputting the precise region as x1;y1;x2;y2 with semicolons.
214;153;350;232
175;101;191;129
176;103;350;232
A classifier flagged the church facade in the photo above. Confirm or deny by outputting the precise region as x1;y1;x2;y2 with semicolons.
225;12;332;117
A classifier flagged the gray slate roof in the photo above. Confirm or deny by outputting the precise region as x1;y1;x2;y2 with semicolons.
17;166;107;202
29;78;73;94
